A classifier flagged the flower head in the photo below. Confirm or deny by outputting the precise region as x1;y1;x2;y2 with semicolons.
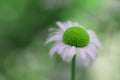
46;21;102;66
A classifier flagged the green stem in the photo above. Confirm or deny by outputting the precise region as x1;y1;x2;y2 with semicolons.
71;56;76;80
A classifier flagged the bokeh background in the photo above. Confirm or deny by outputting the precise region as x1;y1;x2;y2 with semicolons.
0;0;120;80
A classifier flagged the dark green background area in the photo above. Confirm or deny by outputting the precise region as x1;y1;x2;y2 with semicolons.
0;0;120;80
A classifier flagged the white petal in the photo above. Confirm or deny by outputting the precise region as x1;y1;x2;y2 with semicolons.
63;22;69;28
73;22;80;26
83;44;97;61
87;30;103;49
57;44;68;54
63;21;75;28
79;49;87;61
65;46;77;62
56;22;66;31
72;22;86;29
55;30;63;35
77;49;90;67
65;21;79;27
50;30;63;37
62;46;71;61
66;21;73;27
45;34;62;44
49;42;63;56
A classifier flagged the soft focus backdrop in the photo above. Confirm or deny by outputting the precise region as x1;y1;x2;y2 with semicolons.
0;0;120;80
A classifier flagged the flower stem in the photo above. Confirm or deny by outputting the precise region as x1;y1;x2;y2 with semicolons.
71;55;76;80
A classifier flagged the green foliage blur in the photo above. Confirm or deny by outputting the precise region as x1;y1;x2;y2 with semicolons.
0;0;120;80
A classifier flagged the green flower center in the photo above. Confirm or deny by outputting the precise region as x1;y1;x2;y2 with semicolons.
63;27;90;47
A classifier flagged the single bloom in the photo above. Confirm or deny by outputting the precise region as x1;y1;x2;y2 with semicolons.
46;21;102;66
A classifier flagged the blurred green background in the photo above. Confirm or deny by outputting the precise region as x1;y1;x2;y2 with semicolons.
0;0;120;80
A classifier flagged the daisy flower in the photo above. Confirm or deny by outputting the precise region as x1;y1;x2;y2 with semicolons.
46;21;102;66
